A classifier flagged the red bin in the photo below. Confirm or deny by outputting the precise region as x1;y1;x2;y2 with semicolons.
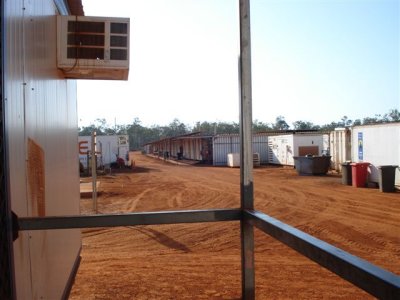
350;162;370;187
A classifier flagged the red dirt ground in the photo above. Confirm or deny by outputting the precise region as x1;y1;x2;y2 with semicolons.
69;152;399;299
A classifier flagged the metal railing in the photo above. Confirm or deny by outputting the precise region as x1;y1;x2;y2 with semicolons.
14;208;400;299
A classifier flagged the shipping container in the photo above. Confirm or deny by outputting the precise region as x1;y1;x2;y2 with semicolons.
268;133;328;166
351;123;400;186
79;135;129;168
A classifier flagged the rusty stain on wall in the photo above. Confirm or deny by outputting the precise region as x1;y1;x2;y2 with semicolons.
27;138;45;217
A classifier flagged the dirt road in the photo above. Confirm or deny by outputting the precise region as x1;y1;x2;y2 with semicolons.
70;153;400;299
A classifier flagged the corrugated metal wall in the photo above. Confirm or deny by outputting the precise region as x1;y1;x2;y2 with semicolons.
330;129;351;171
213;133;269;166
351;123;400;185
179;138;205;161
5;1;81;299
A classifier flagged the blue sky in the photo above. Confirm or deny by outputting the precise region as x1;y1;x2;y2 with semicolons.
78;0;399;128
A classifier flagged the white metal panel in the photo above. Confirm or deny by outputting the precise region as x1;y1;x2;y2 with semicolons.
6;0;81;299
268;134;293;165
351;123;400;185
293;134;325;156
268;133;325;166
5;0;32;298
322;134;330;153
330;129;351;171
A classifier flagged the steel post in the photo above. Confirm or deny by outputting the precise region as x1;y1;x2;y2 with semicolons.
91;131;97;213
239;0;255;298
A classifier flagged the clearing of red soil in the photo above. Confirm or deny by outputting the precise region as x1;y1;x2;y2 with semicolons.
70;152;399;299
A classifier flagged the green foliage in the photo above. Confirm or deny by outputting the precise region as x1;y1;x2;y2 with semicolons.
193;121;239;134
273;116;289;130
253;120;272;132
292;120;320;130
78;108;399;150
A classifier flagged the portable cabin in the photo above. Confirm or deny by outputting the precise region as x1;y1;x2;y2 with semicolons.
351;123;400;186
79;135;130;168
268;132;329;166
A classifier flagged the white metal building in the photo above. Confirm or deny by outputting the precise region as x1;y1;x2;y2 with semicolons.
5;1;83;298
79;135;130;168
351;123;400;186
268;133;329;166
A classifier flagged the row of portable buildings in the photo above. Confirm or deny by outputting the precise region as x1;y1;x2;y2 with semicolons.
143;123;400;186
143;130;330;166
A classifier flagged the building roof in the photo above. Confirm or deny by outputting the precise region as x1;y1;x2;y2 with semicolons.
143;132;213;146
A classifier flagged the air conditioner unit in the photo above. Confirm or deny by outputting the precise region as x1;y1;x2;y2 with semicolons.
57;15;130;80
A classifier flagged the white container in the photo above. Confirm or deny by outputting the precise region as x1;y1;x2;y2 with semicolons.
351;123;400;186
253;153;261;167
227;153;240;167
79;135;129;168
268;133;327;165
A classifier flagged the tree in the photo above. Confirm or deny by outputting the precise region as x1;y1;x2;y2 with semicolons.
320;122;341;131
79;118;108;136
273;116;289;130
362;116;380;125
340;116;353;127
384;109;400;122
253;120;272;132
192;121;239;134
161;119;189;137
292;120;319;130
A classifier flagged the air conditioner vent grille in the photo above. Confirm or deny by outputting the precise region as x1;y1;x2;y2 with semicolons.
67;47;104;59
110;49;127;60
67;34;105;46
110;36;127;47
58;16;130;80
68;21;105;33
111;23;128;34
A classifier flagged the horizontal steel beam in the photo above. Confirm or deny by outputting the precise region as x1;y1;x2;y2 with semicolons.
245;209;400;300
16;207;400;299
18;209;241;231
